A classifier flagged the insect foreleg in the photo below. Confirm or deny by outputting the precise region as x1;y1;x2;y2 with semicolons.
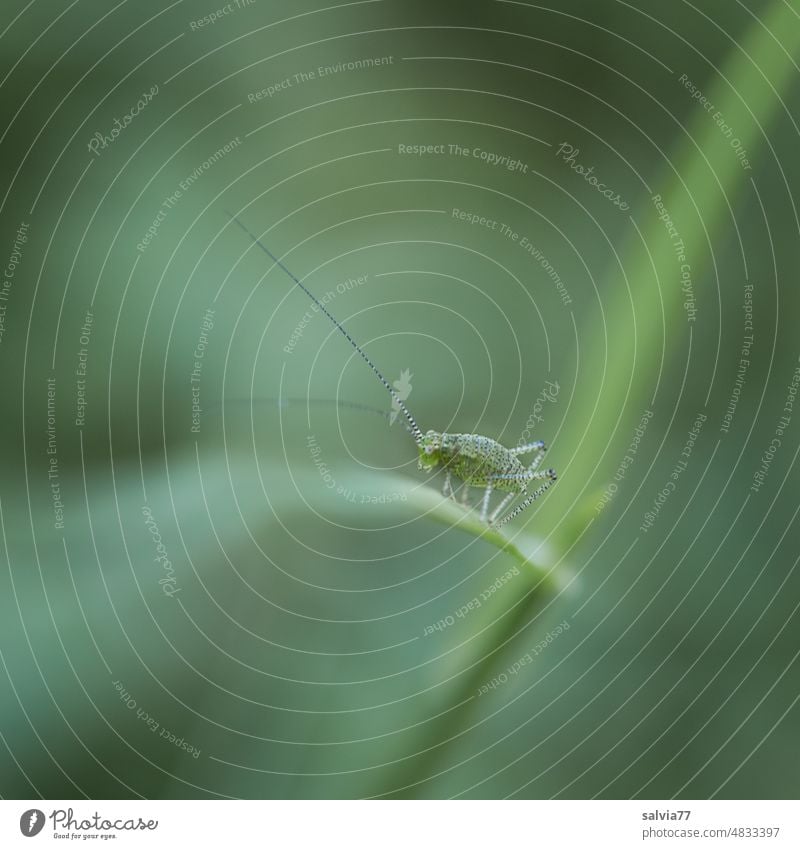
480;483;494;523
443;470;455;500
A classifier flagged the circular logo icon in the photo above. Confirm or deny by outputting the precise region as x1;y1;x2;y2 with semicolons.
19;809;45;837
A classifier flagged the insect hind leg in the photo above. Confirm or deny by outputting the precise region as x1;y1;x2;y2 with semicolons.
509;440;545;457
495;478;556;527
489;492;515;525
490;468;556;483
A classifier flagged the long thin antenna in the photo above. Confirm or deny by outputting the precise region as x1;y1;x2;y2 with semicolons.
206;395;415;437
227;213;423;444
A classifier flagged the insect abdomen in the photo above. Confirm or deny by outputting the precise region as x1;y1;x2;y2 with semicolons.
442;433;527;492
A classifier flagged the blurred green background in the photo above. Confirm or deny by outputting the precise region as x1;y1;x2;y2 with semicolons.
1;0;798;799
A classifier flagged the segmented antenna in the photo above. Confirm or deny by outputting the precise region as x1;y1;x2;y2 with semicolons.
207;395;416;438
227;213;423;444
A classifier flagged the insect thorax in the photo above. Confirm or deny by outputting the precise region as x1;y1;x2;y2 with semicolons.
418;430;527;492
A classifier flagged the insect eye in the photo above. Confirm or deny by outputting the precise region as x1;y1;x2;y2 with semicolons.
425;446;434;454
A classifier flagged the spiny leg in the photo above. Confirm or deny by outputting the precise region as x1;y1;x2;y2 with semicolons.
442;470;455;500
489;492;515;524
525;446;548;476
460;482;470;505
526;450;547;473
479;482;494;523
509;440;545;457
495;478;556;527
490;468;556;484
488;467;557;525
507;443;547;475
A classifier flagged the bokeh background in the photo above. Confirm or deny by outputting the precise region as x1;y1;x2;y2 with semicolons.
1;0;799;799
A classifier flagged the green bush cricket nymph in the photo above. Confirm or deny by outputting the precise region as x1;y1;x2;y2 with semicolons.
229;213;557;527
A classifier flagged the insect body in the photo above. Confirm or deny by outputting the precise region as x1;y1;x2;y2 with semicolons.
419;431;556;525
229;213;557;526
